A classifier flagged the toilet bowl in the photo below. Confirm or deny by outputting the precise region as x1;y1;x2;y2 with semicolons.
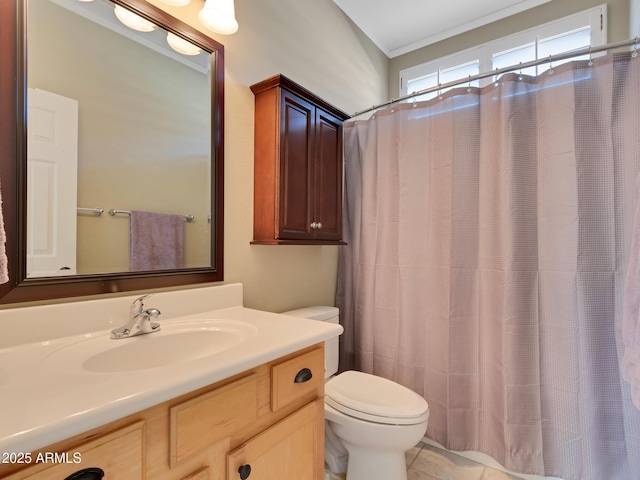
282;307;429;480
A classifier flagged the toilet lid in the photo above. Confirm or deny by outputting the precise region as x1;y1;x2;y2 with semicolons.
325;371;429;425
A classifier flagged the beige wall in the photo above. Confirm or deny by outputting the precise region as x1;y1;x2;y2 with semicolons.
144;0;389;312
389;0;631;98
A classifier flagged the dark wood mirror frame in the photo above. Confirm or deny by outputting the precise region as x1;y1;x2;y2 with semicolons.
0;0;224;304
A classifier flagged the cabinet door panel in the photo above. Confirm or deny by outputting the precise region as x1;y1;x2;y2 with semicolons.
279;91;314;239
314;109;343;241
226;400;322;480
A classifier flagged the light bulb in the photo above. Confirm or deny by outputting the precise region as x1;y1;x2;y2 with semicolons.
114;5;157;32
198;0;238;35
167;32;202;56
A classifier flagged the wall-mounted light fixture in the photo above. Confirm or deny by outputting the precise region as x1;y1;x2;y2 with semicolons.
198;0;239;35
167;32;203;55
114;5;157;32
157;0;238;35
115;0;238;36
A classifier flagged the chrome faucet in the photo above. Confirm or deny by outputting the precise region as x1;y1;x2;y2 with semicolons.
110;294;161;339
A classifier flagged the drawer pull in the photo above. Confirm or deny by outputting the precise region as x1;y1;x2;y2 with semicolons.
238;464;252;479
294;367;313;383
64;467;105;480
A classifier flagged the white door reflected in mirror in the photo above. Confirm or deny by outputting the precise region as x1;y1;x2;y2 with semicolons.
27;88;78;278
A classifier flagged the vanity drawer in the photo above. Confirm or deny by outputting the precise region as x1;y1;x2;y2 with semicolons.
169;373;258;466
4;421;144;480
271;347;324;412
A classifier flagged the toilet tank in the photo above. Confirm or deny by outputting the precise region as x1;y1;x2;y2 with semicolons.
282;306;339;379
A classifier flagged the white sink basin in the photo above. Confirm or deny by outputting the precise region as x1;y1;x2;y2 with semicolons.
43;319;258;373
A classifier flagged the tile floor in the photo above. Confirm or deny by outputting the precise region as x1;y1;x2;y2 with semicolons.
406;443;525;480
325;442;525;480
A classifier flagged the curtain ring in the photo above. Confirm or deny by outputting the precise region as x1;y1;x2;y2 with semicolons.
518;62;523;81
548;55;554;75
633;37;639;58
588;46;594;66
438;83;442;100
494;68;499;86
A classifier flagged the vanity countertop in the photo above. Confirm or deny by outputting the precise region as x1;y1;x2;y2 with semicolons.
0;285;342;455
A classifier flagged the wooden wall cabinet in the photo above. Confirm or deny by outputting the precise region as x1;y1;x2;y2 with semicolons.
0;345;325;480
251;75;350;245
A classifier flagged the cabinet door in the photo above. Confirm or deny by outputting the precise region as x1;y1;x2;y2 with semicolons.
226;400;323;480
3;422;144;480
278;90;315;240
312;109;343;241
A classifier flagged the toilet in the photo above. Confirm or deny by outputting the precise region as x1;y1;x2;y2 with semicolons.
283;306;429;480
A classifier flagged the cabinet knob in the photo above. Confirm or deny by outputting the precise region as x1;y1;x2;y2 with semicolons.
316;222;322;230
64;468;104;480
238;464;252;479
310;222;323;230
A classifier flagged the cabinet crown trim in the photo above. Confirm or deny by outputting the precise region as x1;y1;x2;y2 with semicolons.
250;74;350;121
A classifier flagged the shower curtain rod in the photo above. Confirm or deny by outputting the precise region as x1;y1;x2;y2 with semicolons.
352;36;640;118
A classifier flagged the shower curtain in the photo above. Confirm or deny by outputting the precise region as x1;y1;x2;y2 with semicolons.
337;52;640;480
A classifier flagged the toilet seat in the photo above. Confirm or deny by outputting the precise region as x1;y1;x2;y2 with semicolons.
325;371;429;425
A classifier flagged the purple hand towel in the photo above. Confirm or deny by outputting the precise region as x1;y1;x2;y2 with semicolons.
129;210;184;271
0;180;7;284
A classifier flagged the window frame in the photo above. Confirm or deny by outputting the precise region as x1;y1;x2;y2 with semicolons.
400;4;607;97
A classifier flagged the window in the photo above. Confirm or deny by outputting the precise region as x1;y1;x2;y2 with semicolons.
405;53;480;102
400;5;606;99
408;60;480;102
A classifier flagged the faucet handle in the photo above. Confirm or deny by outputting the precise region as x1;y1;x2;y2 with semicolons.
130;294;152;316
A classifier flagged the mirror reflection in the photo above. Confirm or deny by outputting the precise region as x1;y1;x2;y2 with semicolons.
26;0;212;278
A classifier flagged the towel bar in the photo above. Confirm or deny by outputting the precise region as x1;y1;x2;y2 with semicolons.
77;207;104;216
107;208;195;222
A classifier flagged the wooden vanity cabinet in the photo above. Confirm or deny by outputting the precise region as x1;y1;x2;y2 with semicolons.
251;74;350;245
0;345;325;480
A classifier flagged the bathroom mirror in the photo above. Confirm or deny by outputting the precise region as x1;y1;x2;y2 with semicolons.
0;0;225;303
